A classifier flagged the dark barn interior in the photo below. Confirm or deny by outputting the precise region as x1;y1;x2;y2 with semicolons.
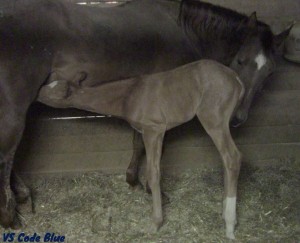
0;0;299;242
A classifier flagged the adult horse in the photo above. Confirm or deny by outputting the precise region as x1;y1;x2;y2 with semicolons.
0;0;291;229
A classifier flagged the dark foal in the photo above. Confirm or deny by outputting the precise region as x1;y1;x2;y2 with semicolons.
38;60;245;239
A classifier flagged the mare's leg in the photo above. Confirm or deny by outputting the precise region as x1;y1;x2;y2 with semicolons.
142;129;165;231
11;170;30;204
197;112;241;239
0;111;26;229
126;130;145;187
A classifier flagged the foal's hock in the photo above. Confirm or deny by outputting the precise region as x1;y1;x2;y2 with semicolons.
38;60;245;239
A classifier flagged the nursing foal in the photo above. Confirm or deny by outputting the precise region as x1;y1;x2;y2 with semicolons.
38;60;244;239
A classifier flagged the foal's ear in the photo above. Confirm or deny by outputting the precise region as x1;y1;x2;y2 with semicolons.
273;23;294;48
247;12;258;29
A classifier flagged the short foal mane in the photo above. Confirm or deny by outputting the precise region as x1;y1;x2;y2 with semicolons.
178;0;274;52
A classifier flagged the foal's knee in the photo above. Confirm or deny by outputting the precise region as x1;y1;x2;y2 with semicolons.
147;168;160;190
226;150;242;171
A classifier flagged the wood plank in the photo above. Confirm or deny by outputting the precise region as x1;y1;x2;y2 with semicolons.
17;89;300;174
17;42;300;175
25;91;300;139
15;143;300;174
17;133;133;154
24;116;132;137
203;0;300;24
15;121;300;174
246;91;300;126
15;150;132;174
166;125;300;147
264;71;300;91
17;124;300;154
274;58;300;73
162;143;300;169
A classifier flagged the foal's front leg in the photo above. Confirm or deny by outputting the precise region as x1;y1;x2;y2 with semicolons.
142;129;165;231
197;111;241;239
205;126;241;239
218;132;241;239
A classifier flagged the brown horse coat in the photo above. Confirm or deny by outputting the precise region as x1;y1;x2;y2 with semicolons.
38;60;244;239
0;0;291;229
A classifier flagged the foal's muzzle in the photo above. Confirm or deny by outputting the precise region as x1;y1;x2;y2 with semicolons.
230;117;246;128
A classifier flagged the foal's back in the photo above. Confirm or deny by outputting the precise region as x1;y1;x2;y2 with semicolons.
124;60;244;130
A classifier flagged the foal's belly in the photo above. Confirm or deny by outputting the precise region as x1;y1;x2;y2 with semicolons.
125;96;197;132
123;73;201;131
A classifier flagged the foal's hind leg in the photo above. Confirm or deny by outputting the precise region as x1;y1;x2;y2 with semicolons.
142;129;165;232
126;130;145;187
197;112;241;239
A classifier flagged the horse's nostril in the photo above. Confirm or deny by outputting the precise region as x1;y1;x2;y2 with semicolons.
230;117;245;127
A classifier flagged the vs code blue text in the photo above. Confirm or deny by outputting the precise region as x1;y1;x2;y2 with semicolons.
2;233;65;242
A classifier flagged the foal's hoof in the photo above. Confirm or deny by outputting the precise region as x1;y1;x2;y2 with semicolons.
0;211;22;230
17;196;33;215
146;182;151;194
11;174;31;204
10;215;23;230
162;192;170;206
225;223;236;240
15;188;31;204
148;220;163;233
226;231;236;240
126;169;139;187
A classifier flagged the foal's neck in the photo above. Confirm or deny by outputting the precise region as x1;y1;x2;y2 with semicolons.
72;78;137;118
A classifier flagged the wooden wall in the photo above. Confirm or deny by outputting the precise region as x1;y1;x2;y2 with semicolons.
61;0;300;32
202;0;299;31
15;0;300;174
15;58;300;174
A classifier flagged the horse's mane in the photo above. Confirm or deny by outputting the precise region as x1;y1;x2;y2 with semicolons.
179;0;274;52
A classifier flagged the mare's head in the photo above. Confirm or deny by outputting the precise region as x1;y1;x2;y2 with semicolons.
178;0;292;127
229;13;292;126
